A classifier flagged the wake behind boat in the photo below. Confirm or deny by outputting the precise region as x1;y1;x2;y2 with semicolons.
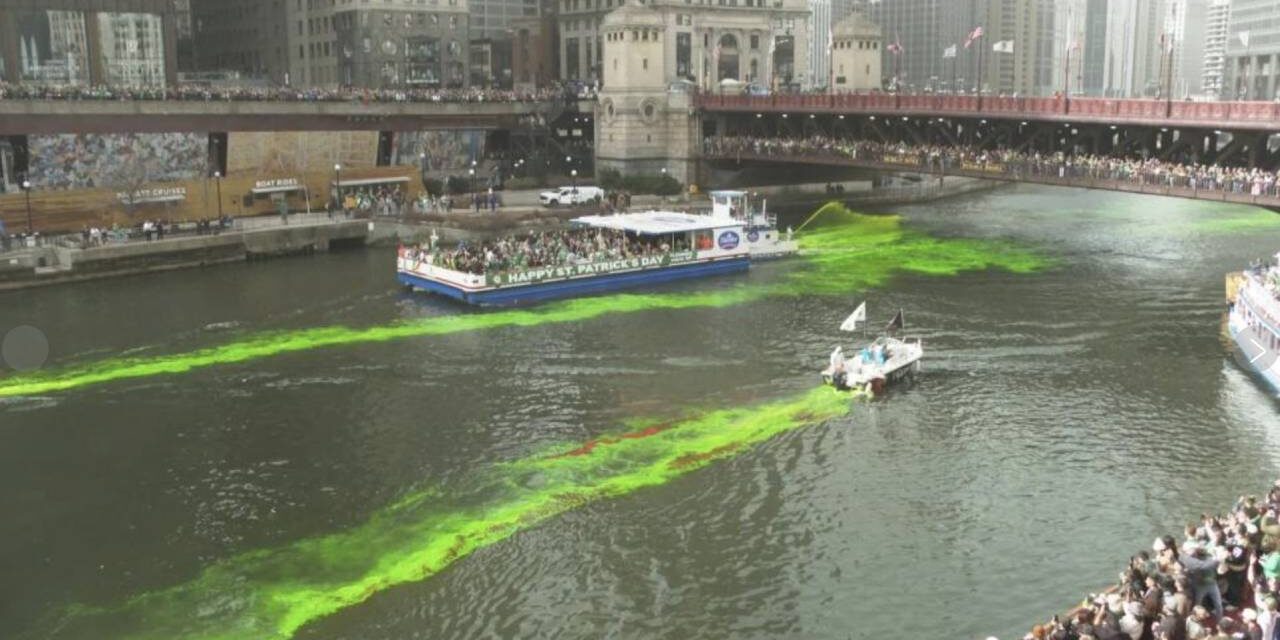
821;304;923;395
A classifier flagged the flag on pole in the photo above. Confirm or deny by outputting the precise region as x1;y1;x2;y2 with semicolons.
885;309;904;334
992;40;1014;53
964;26;984;48
942;44;957;59
1239;31;1250;48
840;302;867;332
887;39;903;55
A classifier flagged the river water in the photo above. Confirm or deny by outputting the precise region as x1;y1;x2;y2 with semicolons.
2;184;1280;640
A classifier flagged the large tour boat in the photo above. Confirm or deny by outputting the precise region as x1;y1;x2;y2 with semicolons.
1227;256;1280;392
396;210;750;306
705;190;799;260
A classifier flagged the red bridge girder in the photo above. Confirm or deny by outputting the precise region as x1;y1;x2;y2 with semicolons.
697;94;1280;133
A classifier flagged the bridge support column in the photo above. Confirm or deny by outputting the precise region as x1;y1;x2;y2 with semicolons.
0;11;17;85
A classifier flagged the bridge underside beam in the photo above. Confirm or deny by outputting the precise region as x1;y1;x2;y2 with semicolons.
709;111;1280;171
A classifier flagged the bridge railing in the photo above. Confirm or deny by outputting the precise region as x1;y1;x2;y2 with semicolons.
704;149;1280;208
696;93;1280;127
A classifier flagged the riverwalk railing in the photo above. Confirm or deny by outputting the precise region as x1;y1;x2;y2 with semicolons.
704;151;1280;209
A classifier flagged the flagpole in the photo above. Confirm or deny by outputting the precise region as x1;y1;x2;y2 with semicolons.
976;37;984;110
1063;40;1071;115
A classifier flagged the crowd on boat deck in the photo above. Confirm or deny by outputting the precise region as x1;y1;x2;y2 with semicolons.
406;228;687;275
705;137;1280;200
1005;480;1280;640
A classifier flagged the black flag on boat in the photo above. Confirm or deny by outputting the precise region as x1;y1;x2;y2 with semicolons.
885;309;904;334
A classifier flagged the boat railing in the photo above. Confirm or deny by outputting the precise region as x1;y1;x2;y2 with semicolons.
1241;273;1280;331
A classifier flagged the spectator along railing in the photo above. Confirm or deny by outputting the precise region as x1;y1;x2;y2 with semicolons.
696;93;1280;129
704;137;1280;208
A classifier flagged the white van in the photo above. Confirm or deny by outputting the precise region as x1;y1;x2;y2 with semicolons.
539;185;604;207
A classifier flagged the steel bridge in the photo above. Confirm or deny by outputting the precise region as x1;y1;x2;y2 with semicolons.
698;94;1280;170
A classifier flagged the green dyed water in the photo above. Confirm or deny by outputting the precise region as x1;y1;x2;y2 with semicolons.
0;206;1044;399
43;388;854;640
5;185;1279;640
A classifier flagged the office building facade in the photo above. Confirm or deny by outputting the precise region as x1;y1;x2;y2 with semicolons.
0;0;178;86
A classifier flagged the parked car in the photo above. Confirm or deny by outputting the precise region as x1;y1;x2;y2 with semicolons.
539;185;604;207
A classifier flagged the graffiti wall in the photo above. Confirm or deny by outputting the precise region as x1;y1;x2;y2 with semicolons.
226;132;380;176
28;133;207;190
391;131;484;173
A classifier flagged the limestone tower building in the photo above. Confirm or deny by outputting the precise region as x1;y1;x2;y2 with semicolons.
596;0;812;185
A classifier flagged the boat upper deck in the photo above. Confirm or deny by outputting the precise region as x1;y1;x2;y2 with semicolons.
570;210;741;235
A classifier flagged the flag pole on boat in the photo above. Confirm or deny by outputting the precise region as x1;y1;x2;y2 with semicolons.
840;301;867;334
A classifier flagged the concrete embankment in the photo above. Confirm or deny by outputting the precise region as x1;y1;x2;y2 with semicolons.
0;218;367;290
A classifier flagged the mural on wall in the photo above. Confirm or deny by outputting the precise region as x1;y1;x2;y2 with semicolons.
28;133;207;190
391;131;483;173
226;132;380;176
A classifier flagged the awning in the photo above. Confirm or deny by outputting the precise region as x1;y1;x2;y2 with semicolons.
571;211;735;236
333;177;411;188
251;184;306;194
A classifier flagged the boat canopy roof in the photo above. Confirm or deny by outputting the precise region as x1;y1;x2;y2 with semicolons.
571;211;737;236
709;190;747;197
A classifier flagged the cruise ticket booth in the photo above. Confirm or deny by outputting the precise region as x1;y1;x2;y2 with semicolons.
250;178;311;214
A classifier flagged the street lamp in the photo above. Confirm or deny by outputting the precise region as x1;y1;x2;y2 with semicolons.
213;171;223;218
468;167;476;208
571;169;578;193
333;163;342;210
21;179;32;234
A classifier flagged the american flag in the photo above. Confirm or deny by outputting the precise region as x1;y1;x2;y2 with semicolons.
964;26;984;49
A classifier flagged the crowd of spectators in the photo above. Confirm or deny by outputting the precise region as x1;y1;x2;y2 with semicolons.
0;82;589;104
706;136;1280;200
404;227;683;275
1007;481;1280;640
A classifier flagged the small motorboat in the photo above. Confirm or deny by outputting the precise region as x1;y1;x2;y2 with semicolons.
821;305;923;395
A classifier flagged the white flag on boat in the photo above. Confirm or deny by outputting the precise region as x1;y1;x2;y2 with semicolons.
840;302;867;332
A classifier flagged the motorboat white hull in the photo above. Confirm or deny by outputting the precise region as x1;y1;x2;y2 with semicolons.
821;337;923;394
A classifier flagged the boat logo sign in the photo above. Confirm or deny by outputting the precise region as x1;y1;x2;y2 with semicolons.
717;231;741;250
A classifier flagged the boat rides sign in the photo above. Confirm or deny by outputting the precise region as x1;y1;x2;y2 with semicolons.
486;251;697;287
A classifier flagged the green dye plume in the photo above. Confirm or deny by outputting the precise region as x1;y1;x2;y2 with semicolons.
42;386;856;640
0;204;1046;398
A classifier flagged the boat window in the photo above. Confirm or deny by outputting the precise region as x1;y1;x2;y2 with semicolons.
694;230;713;250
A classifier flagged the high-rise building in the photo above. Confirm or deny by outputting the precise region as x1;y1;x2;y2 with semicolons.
808;0;833;88
1224;0;1280;100
1201;0;1229;98
1165;0;1207;98
1100;0;1165;97
0;0;178;86
192;0;469;88
191;0;289;83
1080;0;1107;95
1050;0;1086;96
867;0;1055;96
471;0;544;40
866;0;979;94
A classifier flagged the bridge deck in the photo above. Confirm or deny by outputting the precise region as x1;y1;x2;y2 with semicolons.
698;94;1280;132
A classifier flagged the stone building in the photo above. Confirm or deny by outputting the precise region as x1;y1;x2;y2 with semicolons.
594;0;811;185
333;4;470;88
829;12;881;91
564;0;811;89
